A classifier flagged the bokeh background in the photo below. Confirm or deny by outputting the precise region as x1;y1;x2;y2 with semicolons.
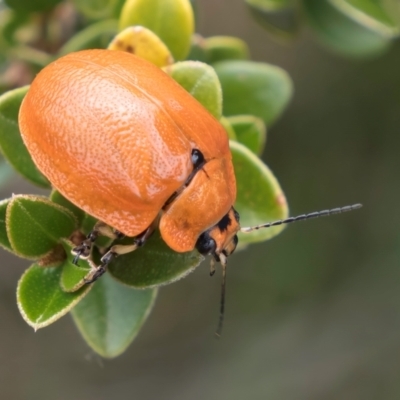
1;0;400;399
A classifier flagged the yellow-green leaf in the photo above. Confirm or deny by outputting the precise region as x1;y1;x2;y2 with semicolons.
119;0;194;60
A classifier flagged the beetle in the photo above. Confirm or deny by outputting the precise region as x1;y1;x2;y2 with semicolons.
18;49;361;334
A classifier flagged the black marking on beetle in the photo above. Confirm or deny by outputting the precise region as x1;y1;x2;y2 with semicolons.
217;213;232;232
191;149;205;169
163;148;207;208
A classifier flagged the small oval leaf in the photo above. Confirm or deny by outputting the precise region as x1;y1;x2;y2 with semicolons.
213;60;293;126
304;0;391;58
0;87;49;188
71;274;157;358
227;114;267;155
7;195;78;259
205;36;250;63
17;264;91;330
109;231;203;288
108;26;174;67
230;140;288;244
119;0;194;60
0;198;12;252
164;61;223;119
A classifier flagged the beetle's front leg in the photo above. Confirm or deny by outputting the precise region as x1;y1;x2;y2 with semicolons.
84;224;155;284
72;221;124;265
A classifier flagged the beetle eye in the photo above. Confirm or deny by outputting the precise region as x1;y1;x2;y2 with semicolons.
191;149;205;169
195;232;216;256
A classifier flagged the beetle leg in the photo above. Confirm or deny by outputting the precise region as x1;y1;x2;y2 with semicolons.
83;224;155;284
84;246;132;284
210;257;216;276
71;230;98;265
72;221;123;265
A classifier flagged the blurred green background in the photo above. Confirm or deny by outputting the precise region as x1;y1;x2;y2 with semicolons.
1;0;400;398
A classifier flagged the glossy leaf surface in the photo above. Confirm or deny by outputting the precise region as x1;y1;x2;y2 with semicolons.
17;264;91;330
6;195;77;259
119;0;194;60
227;115;266;155
72;274;157;358
214;60;293;125
108;231;203;288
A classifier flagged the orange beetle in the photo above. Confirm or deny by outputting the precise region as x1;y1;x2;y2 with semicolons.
19;49;361;334
19;50;239;273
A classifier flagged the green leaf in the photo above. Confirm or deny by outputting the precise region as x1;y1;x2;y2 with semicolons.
60;239;93;293
108;231;203;288
50;190;85;227
304;0;391;58
164;61;223;119
0;87;49;188
230;140;288;244
4;0;62;13
71;274;157;358
227;115;266;155
17;264;91;330
71;0;120;20
6;195;78;259
205;36;250;63
0;198;12;252
330;0;400;37
119;0;194;60
213;60;293;126
58;20;118;57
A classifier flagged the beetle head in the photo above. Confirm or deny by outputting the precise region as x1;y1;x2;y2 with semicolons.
195;207;240;267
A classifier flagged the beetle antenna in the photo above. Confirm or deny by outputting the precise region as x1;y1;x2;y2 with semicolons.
215;254;227;338
240;203;362;233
